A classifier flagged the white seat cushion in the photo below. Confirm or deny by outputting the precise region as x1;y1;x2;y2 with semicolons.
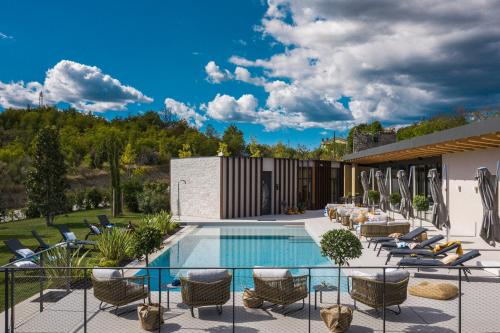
186;269;229;283
376;268;410;282
64;232;77;241
349;270;376;280
92;268;122;281
253;268;291;279
12;261;39;268
15;248;35;258
90;225;101;234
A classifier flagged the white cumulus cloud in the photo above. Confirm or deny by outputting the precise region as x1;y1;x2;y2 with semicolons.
205;61;233;83
0;60;153;112
203;94;259;122
164;98;206;128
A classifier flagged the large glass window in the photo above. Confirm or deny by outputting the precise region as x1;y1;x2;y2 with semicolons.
298;165;312;209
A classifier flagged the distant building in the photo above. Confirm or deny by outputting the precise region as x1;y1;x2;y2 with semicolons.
352;129;396;152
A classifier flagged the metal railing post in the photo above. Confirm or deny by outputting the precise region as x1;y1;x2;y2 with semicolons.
232;268;235;333
66;243;71;294
158;268;162;333
382;267;386;333
39;255;44;312
10;269;15;333
458;268;462;333
83;268;87;333
4;269;9;333
308;268;311;333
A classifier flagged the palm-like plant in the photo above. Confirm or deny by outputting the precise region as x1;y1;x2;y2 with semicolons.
96;228;133;265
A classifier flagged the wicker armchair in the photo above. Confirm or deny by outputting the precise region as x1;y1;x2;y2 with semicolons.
180;274;232;317
92;274;148;315
359;223;410;239
253;274;308;315
348;276;409;315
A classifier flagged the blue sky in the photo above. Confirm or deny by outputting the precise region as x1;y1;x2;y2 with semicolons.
1;0;499;147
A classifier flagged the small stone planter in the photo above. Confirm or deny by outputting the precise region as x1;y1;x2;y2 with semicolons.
320;305;353;332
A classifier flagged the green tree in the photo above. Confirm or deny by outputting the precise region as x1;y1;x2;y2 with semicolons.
25;126;69;225
120;142;137;178
178;143;192;158
217;142;230;156
248;137;262;158
102;128;124;217
271;142;290;158
222;124;245;156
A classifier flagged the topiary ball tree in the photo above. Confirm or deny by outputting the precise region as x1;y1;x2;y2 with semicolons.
368;190;380;205
389;192;402;206
321;229;362;306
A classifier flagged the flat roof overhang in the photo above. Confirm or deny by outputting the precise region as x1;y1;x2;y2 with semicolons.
343;117;500;164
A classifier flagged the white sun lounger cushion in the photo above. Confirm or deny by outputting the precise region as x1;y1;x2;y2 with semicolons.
12;261;39;268
376;268;410;283
92;268;122;281
253;268;292;279
15;248;35;258
187;269;229;283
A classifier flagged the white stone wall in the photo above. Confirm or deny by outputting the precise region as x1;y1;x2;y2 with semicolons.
170;157;221;219
443;147;500;238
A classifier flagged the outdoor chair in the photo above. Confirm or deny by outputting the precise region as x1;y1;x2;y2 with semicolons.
3;239;36;262
83;219;101;240
253;269;308;315
97;215;114;229
385;242;460;265
31;230;51;252
348;270;409;315
180;269;232;317
377;234;444;256
92;268;148;315
367;227;427;250
398;250;481;282
359;221;410;238
57;224;96;248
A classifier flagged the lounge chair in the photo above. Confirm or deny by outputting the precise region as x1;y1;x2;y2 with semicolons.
377;234;444;256
83;219;101;240
57;224;96;248
253;268;308;315
349;269;409;315
367;227;427;250
31;230;51;252
398;250;481;281
3;239;36;262
180;269;232;317
385;242;460;265
92;268;148;315
97;215;114;229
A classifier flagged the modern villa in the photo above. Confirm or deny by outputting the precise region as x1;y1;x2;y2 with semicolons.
172;118;500;243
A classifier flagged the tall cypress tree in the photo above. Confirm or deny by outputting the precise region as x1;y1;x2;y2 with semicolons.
25;126;68;226
103;128;124;217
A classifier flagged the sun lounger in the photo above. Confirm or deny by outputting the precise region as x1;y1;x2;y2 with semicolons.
385;242;460;265
368;227;427;250
83;219;102;240
377;234;444;256
97;215;114;229
3;239;36;262
31;230;51;252
398;250;481;281
57;224;96;248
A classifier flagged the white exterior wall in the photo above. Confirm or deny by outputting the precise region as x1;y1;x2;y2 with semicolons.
170;157;221;219
443;147;500;238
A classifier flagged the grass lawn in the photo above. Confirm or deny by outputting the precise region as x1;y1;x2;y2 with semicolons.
0;209;144;313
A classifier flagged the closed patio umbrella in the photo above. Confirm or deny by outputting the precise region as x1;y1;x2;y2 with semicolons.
375;170;389;212
397;170;414;219
476;167;500;246
428;168;450;230
360;171;370;206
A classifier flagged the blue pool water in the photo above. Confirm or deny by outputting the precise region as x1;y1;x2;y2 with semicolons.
137;225;346;291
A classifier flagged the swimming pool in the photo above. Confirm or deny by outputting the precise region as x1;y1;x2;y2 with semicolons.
138;225;346;291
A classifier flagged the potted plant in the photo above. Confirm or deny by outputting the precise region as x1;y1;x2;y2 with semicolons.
389;192;401;219
413;195;429;227
320;229;363;332
368;190;380;212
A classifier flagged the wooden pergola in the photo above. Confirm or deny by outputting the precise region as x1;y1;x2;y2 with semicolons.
343;120;500;165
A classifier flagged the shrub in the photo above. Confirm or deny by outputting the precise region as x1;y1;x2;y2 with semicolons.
413;195;430;212
43;244;90;287
96;228;133;264
122;179;143;212
24;200;41;218
142;210;178;235
67;189;86;210
138;181;169;214
389;192;402;206
368;190;380;204
85;187;103;209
